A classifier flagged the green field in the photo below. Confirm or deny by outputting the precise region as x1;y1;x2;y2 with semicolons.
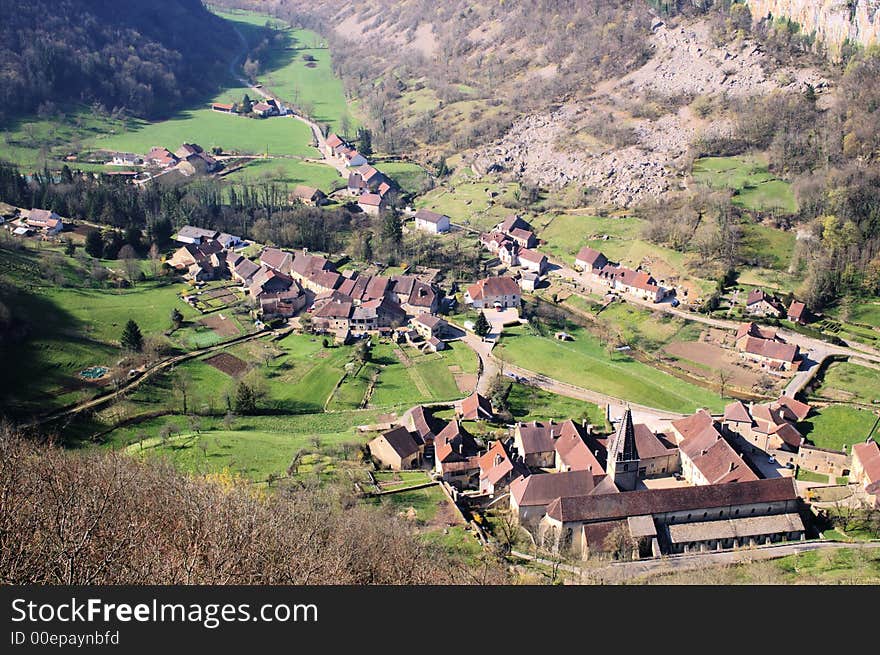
0;246;205;413
92;108;317;158
813;362;880;406
377;161;433;196
359;341;478;408
368;485;449;523
416;180;522;231
223;157;344;192
505;382;608;429
125;429;360;482
692;156;798;214
740;222;797;271
497;325;725;413
216;10;354;133
798;405;880;452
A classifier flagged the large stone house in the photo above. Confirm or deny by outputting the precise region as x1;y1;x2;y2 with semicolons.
369;426;423;470
509;470;615;528
745;288;785;318
670;410;758;486
478;440;528;496
434;421;482;489
575;246;608;273
414;209;451;234
25;209;63;235
465;276;521;309
735;323;800;371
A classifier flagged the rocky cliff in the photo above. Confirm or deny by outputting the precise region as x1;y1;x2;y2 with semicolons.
748;0;880;54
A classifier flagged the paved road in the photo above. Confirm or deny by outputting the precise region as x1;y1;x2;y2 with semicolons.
454;324;683;428
547;259;880;370
512;539;879;583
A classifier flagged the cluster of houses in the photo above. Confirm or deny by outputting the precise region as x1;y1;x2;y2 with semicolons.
480;216;549;289
7;208;65;237
322;134;395;215
575;245;670;303
368;394;822;559
168;225;446;340
464;275;522;309
745;288;810;325
110;143;220;176
734;322;800;373
211;97;284;118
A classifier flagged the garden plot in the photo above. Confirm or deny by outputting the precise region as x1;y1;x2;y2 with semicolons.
204;352;249;377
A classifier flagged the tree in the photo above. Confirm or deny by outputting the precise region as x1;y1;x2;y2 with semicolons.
474;311;491;338
354;339;372;364
119;245;140;284
148;243;162;278
172;369;191;415
120;320;144;352
85;229;104;258
234;381;257;414
356;127;373;157
170;308;184;330
63;239;76;256
718;368;731;399
240;94;253;114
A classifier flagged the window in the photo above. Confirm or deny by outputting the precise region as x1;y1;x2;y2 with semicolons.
735;509;740;516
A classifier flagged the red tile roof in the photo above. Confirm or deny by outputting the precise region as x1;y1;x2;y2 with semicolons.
575;246;607;267
466;276;520;301
510;470;599;507
555;421;605;473
358;193;384;207
741;336;799;363
459;392;493;421
775;395;811;422
724;400;753;424
853;440;880;489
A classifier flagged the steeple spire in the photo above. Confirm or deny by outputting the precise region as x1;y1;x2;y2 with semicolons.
609;407;638;463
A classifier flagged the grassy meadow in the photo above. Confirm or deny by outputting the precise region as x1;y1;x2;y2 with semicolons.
691;155;798;214
497;324;726;413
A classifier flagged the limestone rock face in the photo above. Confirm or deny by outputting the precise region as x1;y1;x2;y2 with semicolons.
747;0;880;56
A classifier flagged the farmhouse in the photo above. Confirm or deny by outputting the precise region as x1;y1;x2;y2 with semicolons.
787;300;809;324
414;208;451;234
538;477;804;559
402;406;446;458
168;240;225;277
508;227;537;249
369;426;423;470
722;397;808;453
517;248;548;275
457;391;493;421
746;288;785;318
350;165;387;192
851;440;880;508
390;275;440;315
145;147;178;168
259;287;308;320
610;267;666;302
411;313;447;340
465;276;521;309
25;209;63;234
737;336;800;371
496;215;532;234
291;186;328;206
111;152;142;166
324;133;348;159
211;102;234;113
248;267;295;300
513;421;562;469
478;440;528;496
575;246;609;273
358;193;387;215
174;225;219;245
340;147;368;168
518;271;539;292
433;420;482;488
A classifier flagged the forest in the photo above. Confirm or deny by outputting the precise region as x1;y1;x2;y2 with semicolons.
0;0;233;122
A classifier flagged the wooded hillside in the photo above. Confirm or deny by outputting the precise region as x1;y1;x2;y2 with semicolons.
0;0;234;122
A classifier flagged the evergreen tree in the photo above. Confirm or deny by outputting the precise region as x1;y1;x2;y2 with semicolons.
121;319;144;352
84;229;104;258
170;308;183;329
357;127;373;157
474;311;491;338
150;218;173;248
241;94;253;114
234;382;257;414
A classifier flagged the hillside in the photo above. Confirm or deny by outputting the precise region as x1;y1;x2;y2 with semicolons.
0;0;234;122
0;428;506;584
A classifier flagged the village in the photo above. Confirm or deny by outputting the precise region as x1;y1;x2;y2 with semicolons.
2;6;880;583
